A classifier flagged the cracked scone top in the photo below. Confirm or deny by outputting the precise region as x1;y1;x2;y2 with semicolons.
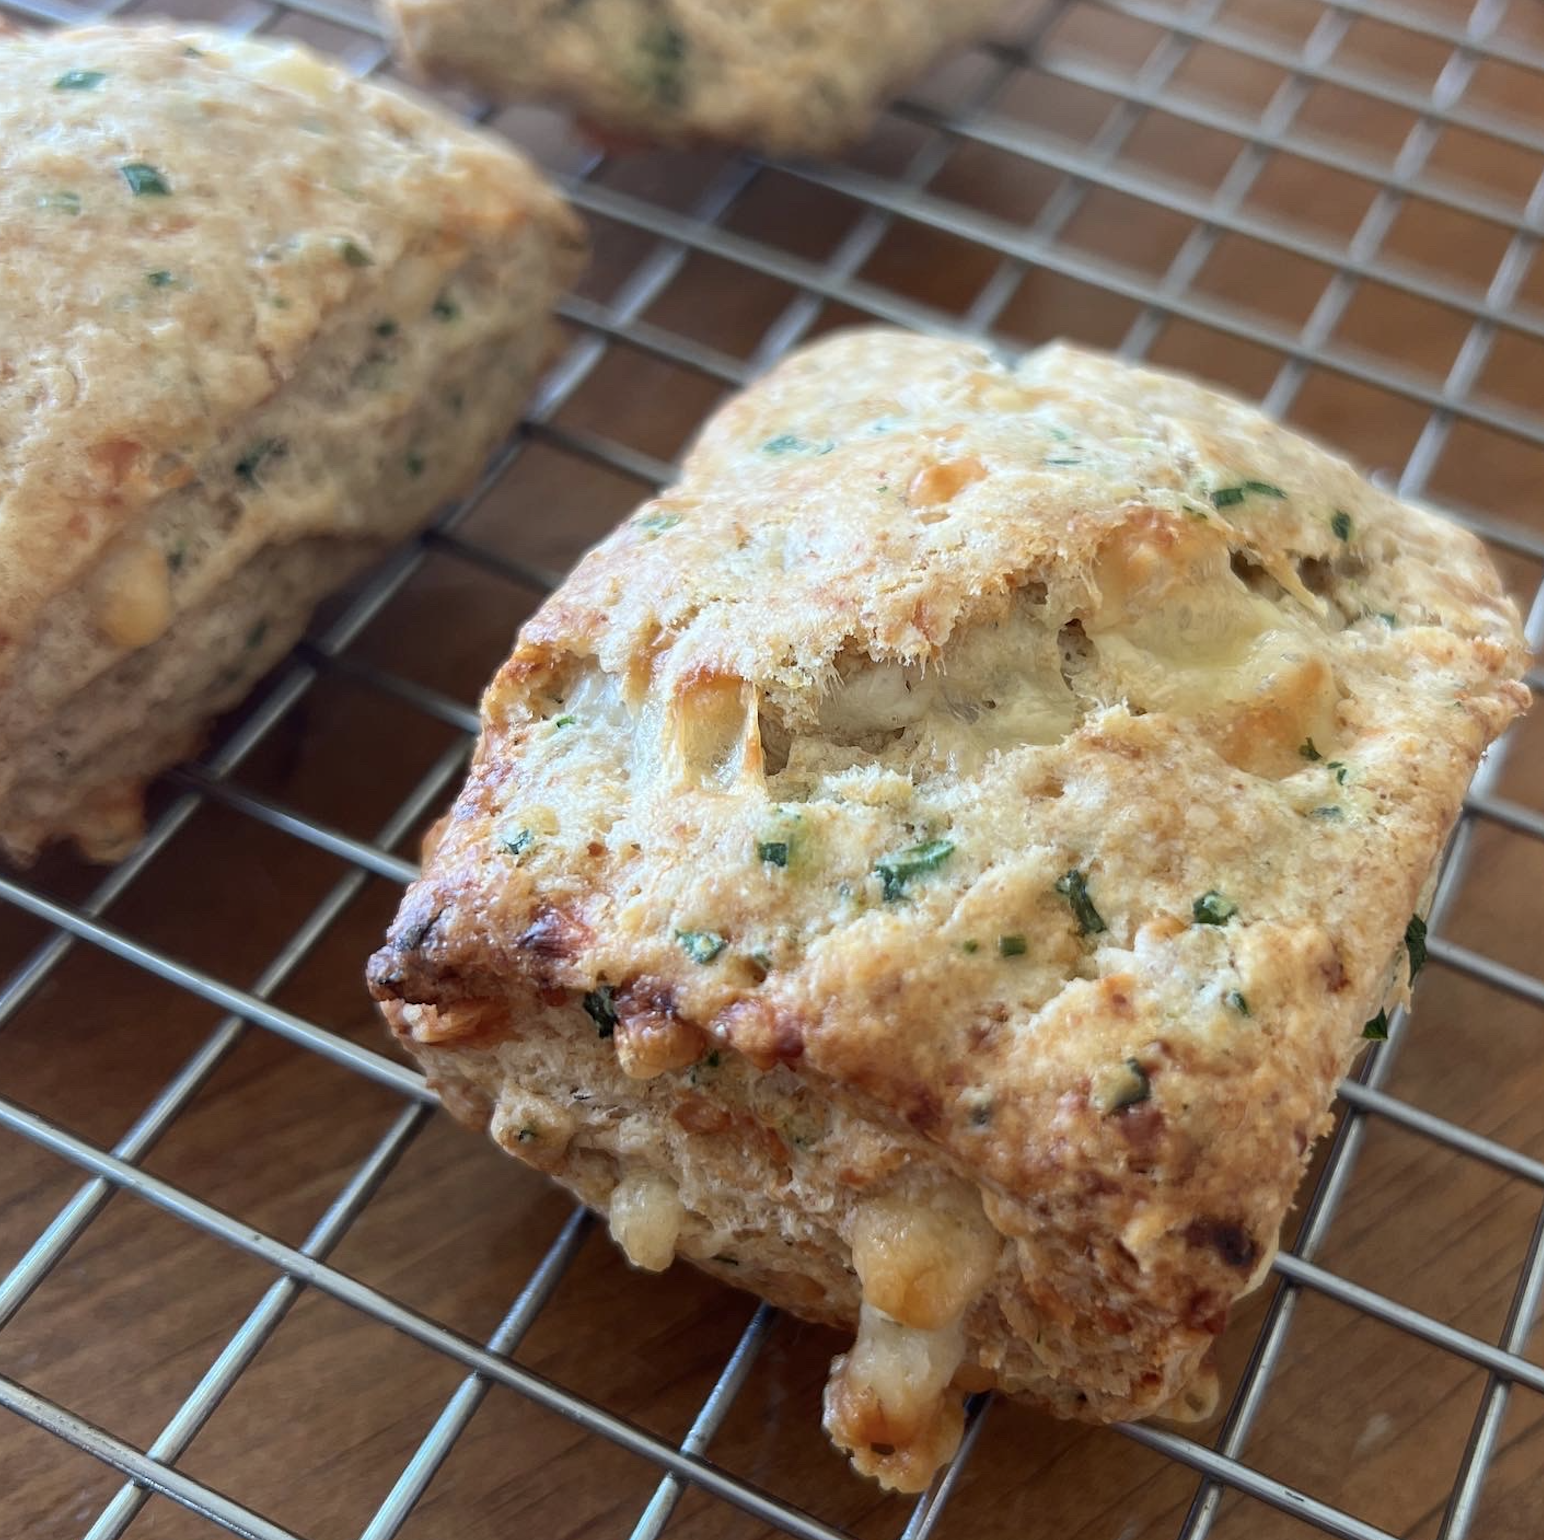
369;329;1530;1491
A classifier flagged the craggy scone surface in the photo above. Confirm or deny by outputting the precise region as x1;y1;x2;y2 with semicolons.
388;0;1009;154
371;330;1528;1438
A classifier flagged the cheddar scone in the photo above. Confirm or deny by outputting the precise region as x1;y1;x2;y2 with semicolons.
367;330;1529;1491
385;0;1010;155
0;24;585;864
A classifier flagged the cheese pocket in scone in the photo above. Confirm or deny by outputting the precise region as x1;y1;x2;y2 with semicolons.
0;24;584;864
368;328;1529;1492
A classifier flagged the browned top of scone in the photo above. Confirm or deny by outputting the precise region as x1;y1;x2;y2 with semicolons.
369;329;1529;1295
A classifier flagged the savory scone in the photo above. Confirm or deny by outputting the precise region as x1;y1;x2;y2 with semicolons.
385;0;1011;155
367;329;1529;1491
0;23;585;864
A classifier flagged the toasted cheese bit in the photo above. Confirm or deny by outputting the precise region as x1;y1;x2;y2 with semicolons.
608;1169;684;1271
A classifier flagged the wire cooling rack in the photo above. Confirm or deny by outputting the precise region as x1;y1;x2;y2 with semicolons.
3;0;1544;1536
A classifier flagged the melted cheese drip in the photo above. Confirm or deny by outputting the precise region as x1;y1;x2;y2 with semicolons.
608;1169;684;1272
824;1187;999;1492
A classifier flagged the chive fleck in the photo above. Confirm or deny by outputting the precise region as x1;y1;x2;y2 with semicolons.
875;838;955;902
234;437;285;487
406;450;426;477
1331;509;1353;541
1308;805;1344;820
761;433;833;455
757;840;789;868
120;163;170;197
245;619;269;651
338;239;372;267
1378;612;1398;627
1300;738;1322;762
552;714;576;729
167;542;187;573
637;18;688;107
431;292;459;321
1211;480;1285;509
517;1127;538;1142
1328;760;1348;784
55;69;107;89
1405;914;1428;982
38;190;82;215
582;985;618;1037
1193;890;1238;925
374;319;398;337
1227;989;1251;1017
961;939;980;955
500;828;534;857
1056;868;1106;935
677;930;726;964
1110;1058;1151;1111
637;512;681;534
998;933;1028;957
1044;457;1084;466
1363;1010;1389;1041
146;269;175;287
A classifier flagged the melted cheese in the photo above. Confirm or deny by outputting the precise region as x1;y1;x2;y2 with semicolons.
608;1169;684;1272
97;542;173;650
824;1185;1000;1491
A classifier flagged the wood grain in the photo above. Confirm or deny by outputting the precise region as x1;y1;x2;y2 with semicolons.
2;1;1543;1537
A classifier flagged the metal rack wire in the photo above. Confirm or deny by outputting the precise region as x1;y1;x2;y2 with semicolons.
2;0;1543;1536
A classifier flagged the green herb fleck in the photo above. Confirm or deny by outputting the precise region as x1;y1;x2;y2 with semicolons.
1328;760;1348;784
405;451;426;478
757;840;789;868
245;619;269;651
501;828;534;857
1363;1010;1389;1041
1211;480;1285;509
1110;1058;1151;1111
638;512;681;534
875;838;955;902
1308;805;1344;821
167;542;187;573
374;318;398;337
431;292;459;321
677;930;726;964
1405;914;1428;982
748;949;773;975
1378;612;1398;627
120;163;170;197
38;190;82;215
517;1127;538;1142
1044;457;1084;466
1227;990;1251;1017
235;437;285;487
637;19;688;107
704;1051;721;1069
55;69;107;89
1193;891;1238;926
1300;738;1322;762
961;939;980;955
146;269;175;287
338;239;372;267
998;934;1027;958
552;714;576;729
761;433;833;455
711;1253;739;1265
1331;509;1353;541
1056;868;1106;935
582;986;617;1037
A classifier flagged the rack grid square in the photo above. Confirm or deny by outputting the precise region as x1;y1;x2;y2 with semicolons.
1;1;1541;1536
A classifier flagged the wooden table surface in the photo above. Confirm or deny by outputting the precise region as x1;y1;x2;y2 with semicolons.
3;1;1543;1537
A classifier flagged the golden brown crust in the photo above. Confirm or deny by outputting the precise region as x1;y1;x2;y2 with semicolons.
368;328;1529;1481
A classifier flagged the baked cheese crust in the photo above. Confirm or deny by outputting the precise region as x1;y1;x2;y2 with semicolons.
385;0;1011;155
368;329;1529;1490
0;23;585;862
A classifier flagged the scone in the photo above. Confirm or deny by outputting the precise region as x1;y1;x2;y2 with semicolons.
367;330;1529;1491
0;23;585;864
385;0;1011;155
